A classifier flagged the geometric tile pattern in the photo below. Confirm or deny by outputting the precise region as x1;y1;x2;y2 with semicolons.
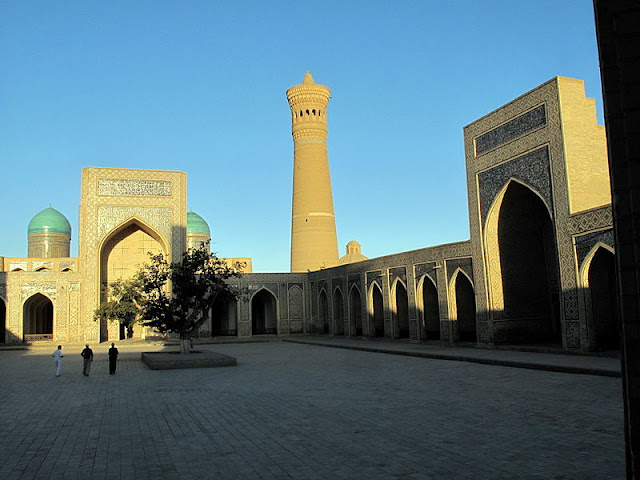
476;104;547;155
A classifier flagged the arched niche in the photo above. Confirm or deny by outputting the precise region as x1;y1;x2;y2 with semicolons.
449;270;477;342
392;279;410;339
251;288;278;335
23;292;54;341
98;218;168;341
369;282;385;337
484;179;561;344
581;244;618;350
419;274;440;341
333;288;345;335
319;289;329;334
349;285;363;336
211;294;238;337
100;218;168;289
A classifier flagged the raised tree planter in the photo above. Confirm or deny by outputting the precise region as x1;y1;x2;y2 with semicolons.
141;351;236;370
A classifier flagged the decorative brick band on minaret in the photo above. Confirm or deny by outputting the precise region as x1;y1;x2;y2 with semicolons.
287;72;339;272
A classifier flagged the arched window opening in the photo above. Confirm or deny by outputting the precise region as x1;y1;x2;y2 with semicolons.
35;267;51;272
11;268;24;272
422;277;440;340
312;109;316;115
319;290;329;334
211;295;238;337
23;293;54;342
588;248;618;350
333;289;344;335
251;289;277;335
370;284;384;337
455;274;477;342
393;282;410;339
300;110;303;117
306;109;310;116
61;268;72;272
490;181;561;344
350;287;362;336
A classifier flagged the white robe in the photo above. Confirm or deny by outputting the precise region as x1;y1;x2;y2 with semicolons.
52;350;63;376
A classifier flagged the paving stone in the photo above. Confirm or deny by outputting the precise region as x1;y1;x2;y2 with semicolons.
0;342;625;479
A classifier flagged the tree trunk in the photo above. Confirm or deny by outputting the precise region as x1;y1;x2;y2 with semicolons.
179;334;191;354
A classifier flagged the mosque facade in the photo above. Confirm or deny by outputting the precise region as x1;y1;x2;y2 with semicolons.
0;75;616;352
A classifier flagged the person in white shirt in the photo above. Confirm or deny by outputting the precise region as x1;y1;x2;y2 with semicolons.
52;345;63;377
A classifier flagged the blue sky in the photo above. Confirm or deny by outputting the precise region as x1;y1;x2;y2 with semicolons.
1;1;603;272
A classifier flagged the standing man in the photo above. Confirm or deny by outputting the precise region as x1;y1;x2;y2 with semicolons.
81;344;94;376
52;345;63;377
108;342;119;375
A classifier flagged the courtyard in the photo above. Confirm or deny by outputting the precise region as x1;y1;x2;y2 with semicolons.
0;341;624;479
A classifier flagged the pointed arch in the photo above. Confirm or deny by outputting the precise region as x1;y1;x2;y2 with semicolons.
417;274;440;340
484;178;561;344
580;243;617;350
98;217;168;341
349;284;363;336
449;269;476;342
318;288;329;334
333;286;345;336
251;287;278;335
211;294;238;337
22;292;54;341
368;281;385;337
391;278;410;339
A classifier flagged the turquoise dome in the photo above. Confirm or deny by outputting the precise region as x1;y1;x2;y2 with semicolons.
28;207;71;236
187;211;211;236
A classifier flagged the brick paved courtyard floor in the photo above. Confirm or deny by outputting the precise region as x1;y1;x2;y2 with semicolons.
0;342;625;480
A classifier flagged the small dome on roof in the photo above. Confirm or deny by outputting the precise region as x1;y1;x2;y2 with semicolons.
187;211;211;236
28;207;71;236
338;240;368;265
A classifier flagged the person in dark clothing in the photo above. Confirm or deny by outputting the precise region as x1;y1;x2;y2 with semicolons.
81;344;94;376
108;343;119;375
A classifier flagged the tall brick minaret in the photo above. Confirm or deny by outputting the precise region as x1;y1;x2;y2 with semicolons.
287;72;339;272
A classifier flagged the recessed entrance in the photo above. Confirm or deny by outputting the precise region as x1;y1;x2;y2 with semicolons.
212;296;238;336
370;283;384;337
23;293;53;341
350;287;362;336
588;247;618;350
393;281;410;338
421;276;440;340
333;289;344;335
252;289;277;335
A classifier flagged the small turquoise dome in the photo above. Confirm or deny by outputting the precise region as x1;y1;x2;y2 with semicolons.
28;207;71;236
187;211;211;236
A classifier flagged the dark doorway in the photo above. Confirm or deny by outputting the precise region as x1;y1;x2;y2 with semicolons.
371;284;384;337
455;274;477;342
350;287;363;336
498;181;561;343
588;247;618;350
319;290;329;334
422;277;440;340
251;289;277;335
394;282;410;338
23;293;54;341
212;296;238;336
333;289;344;335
